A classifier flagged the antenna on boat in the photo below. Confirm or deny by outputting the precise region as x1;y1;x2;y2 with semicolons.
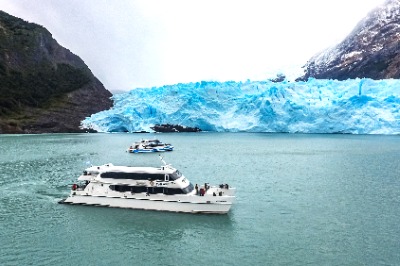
159;154;167;166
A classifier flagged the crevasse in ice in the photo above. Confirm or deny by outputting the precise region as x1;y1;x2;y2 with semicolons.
81;78;400;134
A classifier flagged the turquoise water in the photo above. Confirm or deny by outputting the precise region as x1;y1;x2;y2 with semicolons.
0;133;399;265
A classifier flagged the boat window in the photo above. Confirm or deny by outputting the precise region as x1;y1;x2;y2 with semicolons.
101;172;165;180
108;184;194;195
163;188;184;195
109;185;131;192
182;183;194;194
131;186;147;193
148;187;164;194
109;185;147;193
169;170;182;181
162;184;194;195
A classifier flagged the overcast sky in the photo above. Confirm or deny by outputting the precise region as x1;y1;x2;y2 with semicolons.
0;0;386;92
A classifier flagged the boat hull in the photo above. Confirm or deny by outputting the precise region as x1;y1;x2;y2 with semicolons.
127;147;174;153
62;194;233;214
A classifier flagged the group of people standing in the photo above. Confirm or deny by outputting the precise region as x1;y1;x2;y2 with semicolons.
195;183;209;196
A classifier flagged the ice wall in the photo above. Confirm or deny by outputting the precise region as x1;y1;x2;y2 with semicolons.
81;78;400;134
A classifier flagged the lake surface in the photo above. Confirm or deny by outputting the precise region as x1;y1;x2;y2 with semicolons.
0;133;399;266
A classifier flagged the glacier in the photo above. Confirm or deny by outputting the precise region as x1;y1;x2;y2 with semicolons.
81;78;400;134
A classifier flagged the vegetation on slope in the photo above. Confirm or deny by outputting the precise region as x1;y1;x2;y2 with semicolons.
0;11;112;133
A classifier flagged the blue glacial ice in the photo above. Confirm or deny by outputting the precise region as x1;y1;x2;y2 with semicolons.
82;78;400;134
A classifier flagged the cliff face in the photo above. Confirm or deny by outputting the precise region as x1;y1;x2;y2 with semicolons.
298;0;400;81
0;11;113;133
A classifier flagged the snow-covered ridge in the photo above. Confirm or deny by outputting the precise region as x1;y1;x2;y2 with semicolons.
82;79;400;134
313;0;400;65
300;0;400;80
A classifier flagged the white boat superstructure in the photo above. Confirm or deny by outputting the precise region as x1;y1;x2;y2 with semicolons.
61;159;235;214
127;139;174;153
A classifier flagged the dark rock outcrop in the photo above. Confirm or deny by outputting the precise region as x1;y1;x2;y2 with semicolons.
151;124;202;133
298;0;400;81
0;11;113;133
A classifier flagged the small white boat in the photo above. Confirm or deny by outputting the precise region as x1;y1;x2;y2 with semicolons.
127;139;174;153
60;157;235;214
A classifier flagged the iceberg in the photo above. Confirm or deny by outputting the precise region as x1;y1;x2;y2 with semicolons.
82;78;400;134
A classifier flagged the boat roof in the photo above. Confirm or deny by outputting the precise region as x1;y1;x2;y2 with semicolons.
132;139;162;144
85;164;176;174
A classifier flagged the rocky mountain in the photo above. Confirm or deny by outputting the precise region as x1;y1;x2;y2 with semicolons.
298;0;400;81
0;11;112;133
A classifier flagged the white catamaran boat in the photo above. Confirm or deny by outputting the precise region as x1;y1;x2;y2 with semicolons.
127;139;174;153
60;157;235;214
